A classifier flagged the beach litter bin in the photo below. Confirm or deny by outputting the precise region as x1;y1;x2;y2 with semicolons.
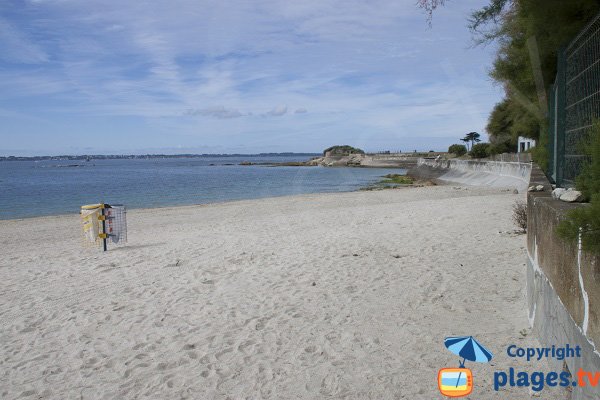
81;203;127;251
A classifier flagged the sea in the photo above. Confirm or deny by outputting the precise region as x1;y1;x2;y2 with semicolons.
0;155;405;220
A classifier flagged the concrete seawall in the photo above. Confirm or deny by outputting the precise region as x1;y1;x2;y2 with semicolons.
408;158;531;192
527;165;600;400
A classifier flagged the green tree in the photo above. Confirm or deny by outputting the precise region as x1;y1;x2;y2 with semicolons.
448;144;467;156
487;99;513;139
460;137;470;151
419;0;600;167
462;132;481;150
470;143;490;158
487;140;513;156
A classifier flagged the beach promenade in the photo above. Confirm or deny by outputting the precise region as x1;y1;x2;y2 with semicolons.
0;186;562;399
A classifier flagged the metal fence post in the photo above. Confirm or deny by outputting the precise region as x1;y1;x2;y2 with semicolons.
556;48;567;187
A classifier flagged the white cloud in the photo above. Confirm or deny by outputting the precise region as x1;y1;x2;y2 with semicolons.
265;105;288;117
185;106;244;119
295;108;308;113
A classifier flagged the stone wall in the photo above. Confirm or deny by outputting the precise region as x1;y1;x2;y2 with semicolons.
527;164;600;400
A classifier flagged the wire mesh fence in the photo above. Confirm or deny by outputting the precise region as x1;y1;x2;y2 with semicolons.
548;12;600;187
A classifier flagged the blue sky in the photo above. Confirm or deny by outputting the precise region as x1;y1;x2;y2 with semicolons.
0;0;502;156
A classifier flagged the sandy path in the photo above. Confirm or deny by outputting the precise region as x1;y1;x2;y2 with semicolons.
0;186;562;399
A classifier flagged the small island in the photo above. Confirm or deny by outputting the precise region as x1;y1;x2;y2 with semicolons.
322;145;365;156
239;145;431;168
305;145;429;168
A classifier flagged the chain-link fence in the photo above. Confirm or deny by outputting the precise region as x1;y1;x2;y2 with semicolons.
548;12;600;187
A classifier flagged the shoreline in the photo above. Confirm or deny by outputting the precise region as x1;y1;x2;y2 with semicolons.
0;185;417;223
0;172;415;222
1;190;369;223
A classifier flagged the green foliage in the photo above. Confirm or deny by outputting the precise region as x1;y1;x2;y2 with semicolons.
362;174;415;190
556;194;600;253
470;143;491;158
448;144;467;156
462;132;481;149
574;120;600;200
469;0;512;40
487;99;513;139
474;0;600;146
558;121;600;251
323;145;365;156
531;119;549;171
480;0;599;95
486;140;513;156
381;174;414;185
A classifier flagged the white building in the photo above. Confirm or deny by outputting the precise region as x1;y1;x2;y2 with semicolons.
517;136;536;153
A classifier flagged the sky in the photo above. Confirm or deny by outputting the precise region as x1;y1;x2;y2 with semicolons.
0;0;503;156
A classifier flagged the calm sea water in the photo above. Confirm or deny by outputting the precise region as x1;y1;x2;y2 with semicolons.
0;156;405;219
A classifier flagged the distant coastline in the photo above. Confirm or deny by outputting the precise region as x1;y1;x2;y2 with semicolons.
0;152;320;162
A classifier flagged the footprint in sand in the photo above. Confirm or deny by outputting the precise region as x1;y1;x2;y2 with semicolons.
237;339;256;355
320;373;343;397
305;345;317;353
215;347;234;361
123;362;150;378
255;317;269;331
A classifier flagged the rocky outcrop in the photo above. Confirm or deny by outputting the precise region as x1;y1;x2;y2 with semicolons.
308;153;420;168
238;153;422;168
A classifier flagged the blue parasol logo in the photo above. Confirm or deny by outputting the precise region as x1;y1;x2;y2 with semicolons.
444;336;494;367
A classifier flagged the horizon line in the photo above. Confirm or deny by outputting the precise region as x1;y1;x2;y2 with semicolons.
0;152;326;160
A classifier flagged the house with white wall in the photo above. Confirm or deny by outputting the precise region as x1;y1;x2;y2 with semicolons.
517;136;536;153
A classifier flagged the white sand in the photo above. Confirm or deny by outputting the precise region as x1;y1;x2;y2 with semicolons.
0;186;563;399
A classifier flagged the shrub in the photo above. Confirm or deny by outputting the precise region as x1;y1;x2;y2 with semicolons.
469;143;490;158
531;120;549;172
556;194;600;252
574;120;600;200
448;144;467;156
558;120;600;252
512;201;527;232
486;141;513;156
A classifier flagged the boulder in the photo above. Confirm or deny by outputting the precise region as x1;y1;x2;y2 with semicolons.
559;190;585;203
552;188;567;200
528;185;545;192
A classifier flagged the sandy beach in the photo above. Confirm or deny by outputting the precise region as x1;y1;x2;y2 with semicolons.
0;186;562;399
